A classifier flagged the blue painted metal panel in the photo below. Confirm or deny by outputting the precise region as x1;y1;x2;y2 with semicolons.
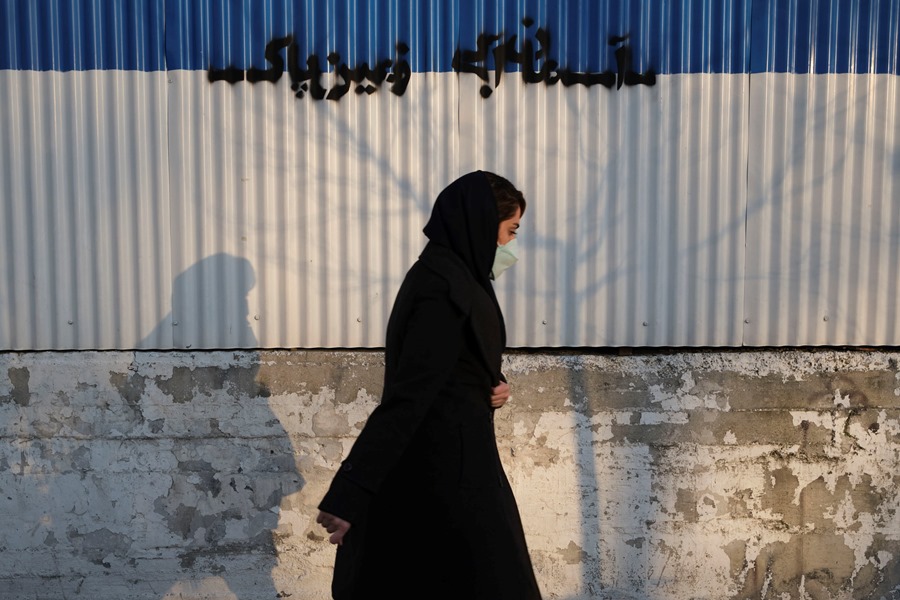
176;0;751;75
462;0;754;75
0;0;166;71
751;0;900;74
3;0;898;75
5;0;896;75
166;0;449;77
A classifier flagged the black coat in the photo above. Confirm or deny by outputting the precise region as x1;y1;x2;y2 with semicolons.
319;173;541;600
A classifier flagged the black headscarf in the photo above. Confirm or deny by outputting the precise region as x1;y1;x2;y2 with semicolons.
422;171;498;293
421;171;506;354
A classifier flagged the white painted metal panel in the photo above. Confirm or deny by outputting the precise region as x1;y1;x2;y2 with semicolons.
165;70;751;349
165;71;458;348
463;75;750;347
0;71;171;350
3;1;898;350
745;73;900;345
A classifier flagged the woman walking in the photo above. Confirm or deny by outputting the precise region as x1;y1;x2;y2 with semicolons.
317;171;542;600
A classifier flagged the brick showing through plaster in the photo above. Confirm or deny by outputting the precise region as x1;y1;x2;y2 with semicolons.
0;350;899;600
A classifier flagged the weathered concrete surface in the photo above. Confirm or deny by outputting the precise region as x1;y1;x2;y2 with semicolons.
1;350;899;599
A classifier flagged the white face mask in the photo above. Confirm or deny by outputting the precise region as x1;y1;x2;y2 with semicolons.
490;238;518;280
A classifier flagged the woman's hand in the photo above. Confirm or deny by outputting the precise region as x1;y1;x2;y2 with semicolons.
316;511;351;545
490;381;511;409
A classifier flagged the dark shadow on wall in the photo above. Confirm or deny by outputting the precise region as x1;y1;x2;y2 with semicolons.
561;360;661;600
1;254;304;599
140;253;260;350
567;362;604;598
124;253;303;598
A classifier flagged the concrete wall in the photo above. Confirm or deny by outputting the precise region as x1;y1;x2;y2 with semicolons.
1;349;898;600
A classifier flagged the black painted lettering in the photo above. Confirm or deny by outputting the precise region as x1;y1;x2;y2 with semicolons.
452;21;657;97
208;22;656;101
208;66;245;84
387;42;411;96
326;52;352;101
246;36;291;84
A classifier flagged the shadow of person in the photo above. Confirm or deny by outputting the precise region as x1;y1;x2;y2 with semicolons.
119;253;304;599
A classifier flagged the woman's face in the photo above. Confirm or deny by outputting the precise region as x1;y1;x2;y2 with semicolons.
497;207;521;246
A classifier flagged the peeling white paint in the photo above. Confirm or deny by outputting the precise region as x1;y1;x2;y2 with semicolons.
505;350;900;382
3;350;900;600
832;388;853;407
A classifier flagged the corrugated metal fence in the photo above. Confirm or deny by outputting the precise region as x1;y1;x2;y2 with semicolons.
1;0;898;349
